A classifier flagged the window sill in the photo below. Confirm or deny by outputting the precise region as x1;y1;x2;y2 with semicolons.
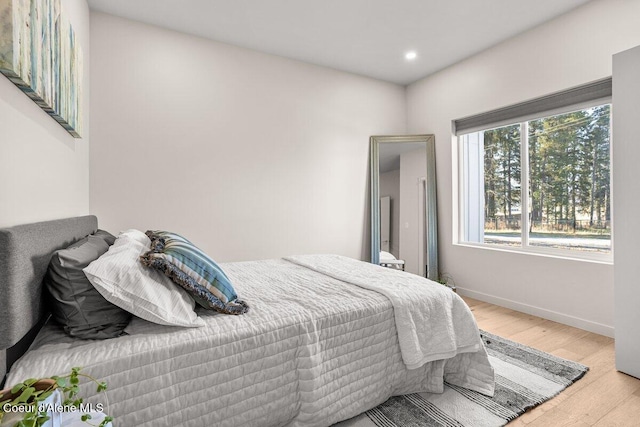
454;241;613;265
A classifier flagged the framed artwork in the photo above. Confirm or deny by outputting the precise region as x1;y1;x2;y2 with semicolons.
0;0;83;138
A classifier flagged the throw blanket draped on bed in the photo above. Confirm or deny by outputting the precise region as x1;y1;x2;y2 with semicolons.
286;255;489;371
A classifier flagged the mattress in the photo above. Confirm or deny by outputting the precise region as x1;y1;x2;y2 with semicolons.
7;257;494;427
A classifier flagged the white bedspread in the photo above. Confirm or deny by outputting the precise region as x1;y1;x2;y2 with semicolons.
7;257;494;427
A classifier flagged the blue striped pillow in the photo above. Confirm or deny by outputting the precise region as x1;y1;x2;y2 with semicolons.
140;231;249;315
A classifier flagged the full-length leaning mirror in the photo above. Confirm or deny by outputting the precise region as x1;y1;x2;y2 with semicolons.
370;135;438;281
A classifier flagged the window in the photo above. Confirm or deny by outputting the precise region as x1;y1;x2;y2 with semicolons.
456;80;612;260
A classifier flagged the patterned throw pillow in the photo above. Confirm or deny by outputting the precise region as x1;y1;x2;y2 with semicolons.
140;230;249;315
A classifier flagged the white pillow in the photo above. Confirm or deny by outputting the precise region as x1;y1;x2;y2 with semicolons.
380;251;397;261
83;235;204;328
118;229;151;247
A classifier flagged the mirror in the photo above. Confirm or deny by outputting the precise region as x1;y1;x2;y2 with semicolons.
370;135;438;280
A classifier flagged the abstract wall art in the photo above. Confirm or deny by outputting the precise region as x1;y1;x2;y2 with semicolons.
0;0;82;138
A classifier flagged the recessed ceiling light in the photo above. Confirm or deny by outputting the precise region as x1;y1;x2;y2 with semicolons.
405;51;417;61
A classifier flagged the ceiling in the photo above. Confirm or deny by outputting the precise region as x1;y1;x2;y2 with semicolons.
87;0;593;85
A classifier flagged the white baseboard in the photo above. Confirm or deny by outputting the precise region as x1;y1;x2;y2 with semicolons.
458;288;615;338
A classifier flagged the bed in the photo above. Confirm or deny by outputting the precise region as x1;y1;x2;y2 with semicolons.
1;216;494;426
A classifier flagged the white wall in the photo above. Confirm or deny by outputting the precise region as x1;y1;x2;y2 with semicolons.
406;0;640;337
0;0;90;228
613;45;640;378
89;13;406;262
379;169;400;257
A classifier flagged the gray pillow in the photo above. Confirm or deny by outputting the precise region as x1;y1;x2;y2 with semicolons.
94;229;116;246
45;233;131;339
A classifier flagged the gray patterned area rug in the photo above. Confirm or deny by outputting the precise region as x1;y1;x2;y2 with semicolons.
336;330;588;427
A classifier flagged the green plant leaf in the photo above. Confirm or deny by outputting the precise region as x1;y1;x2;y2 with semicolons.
55;377;67;388
81;413;92;421
11;382;25;394
97;382;108;392
38;390;54;400
15;387;35;403
99;416;114;427
22;378;38;387
69;385;79;397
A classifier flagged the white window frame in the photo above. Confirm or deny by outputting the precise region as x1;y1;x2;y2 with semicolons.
454;81;613;264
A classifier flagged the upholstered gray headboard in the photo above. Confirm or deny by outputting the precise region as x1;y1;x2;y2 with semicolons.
0;215;98;383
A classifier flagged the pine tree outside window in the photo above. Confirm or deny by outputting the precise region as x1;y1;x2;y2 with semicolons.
456;80;612;262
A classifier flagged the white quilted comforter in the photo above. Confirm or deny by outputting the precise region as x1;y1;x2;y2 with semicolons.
7;256;494;427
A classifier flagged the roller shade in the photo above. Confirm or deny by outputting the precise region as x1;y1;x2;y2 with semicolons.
454;77;612;135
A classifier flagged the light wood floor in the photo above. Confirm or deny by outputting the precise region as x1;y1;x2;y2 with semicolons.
461;296;640;427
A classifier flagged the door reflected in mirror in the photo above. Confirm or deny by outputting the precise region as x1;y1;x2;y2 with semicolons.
370;135;438;280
